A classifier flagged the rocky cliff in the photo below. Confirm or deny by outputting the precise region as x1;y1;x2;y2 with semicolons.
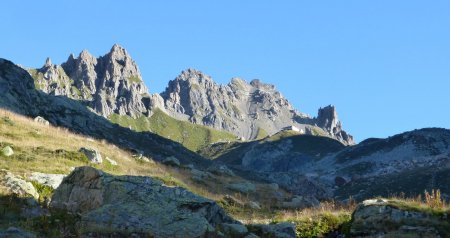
33;44;150;118
27;45;354;145
159;69;354;144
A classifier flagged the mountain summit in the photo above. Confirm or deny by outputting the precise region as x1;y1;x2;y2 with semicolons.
28;44;354;145
159;69;354;144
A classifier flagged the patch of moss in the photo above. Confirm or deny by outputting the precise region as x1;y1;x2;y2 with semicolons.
255;127;268;140
127;75;142;83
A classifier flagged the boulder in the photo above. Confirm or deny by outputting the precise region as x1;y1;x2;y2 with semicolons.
249;222;296;238
1;171;39;199
0;227;36;238
350;199;444;237
162;156;180;167
220;223;248;237
79;147;102;164
33;116;50;126
227;182;256;194
246;201;261;210
190;169;211;183
105;157;118;166
50;167;239;237
28;172;65;189
1;146;14;157
207;164;235;176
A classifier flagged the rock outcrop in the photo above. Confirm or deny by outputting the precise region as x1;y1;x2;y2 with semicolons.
160;69;354;144
350;199;446;237
0;170;39;199
28;172;65;190
50;166;239;237
33;45;150;118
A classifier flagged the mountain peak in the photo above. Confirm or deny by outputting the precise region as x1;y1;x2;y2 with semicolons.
79;49;95;62
44;57;52;67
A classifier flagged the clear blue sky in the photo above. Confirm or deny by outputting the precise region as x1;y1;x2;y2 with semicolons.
2;1;449;142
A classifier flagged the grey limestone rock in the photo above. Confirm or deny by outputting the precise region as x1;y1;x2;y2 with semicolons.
161;69;354;145
1;146;14;157
227;181;256;194
350;199;443;237
28;172;65;190
0;170;39;199
33;116;49;126
79;147;103;164
50;166;239;237
32;44;150;118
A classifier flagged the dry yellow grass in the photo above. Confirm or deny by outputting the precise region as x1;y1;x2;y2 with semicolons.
0;108;289;216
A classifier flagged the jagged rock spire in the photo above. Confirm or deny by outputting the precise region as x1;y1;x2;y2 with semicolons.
44;57;52;67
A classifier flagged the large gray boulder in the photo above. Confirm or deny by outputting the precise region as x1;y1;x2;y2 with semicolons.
1;171;39;199
350;199;444;237
227;182;256;194
28;172;65;189
50;167;239;237
79;147;102;164
33;116;49;126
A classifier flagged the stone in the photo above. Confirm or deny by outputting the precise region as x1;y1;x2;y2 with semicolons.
207;164;235;176
1;171;39;199
162;156;180;167
33;116;49;126
1;146;14;157
190;169;210;180
220;223;248;237
79;147;102;164
105;157;118;166
227;182;256;194
28;172;65;189
50;167;240;237
246;201;261;210
249;222;296;238
350;199;443;237
0;227;36;238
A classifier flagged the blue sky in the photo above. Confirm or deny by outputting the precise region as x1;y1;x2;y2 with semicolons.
1;1;449;142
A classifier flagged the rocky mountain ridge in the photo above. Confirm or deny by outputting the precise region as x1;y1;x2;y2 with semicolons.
204;128;450;202
158;69;353;144
29;45;354;145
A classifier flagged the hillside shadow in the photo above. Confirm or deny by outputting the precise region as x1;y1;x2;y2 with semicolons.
0;59;210;168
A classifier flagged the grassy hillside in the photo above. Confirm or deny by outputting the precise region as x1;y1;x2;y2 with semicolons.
109;109;237;152
0;108;284;207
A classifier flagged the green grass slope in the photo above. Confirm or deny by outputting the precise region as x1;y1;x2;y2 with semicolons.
109;109;237;152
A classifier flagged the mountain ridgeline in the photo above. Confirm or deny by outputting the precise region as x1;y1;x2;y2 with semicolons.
28;44;354;145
